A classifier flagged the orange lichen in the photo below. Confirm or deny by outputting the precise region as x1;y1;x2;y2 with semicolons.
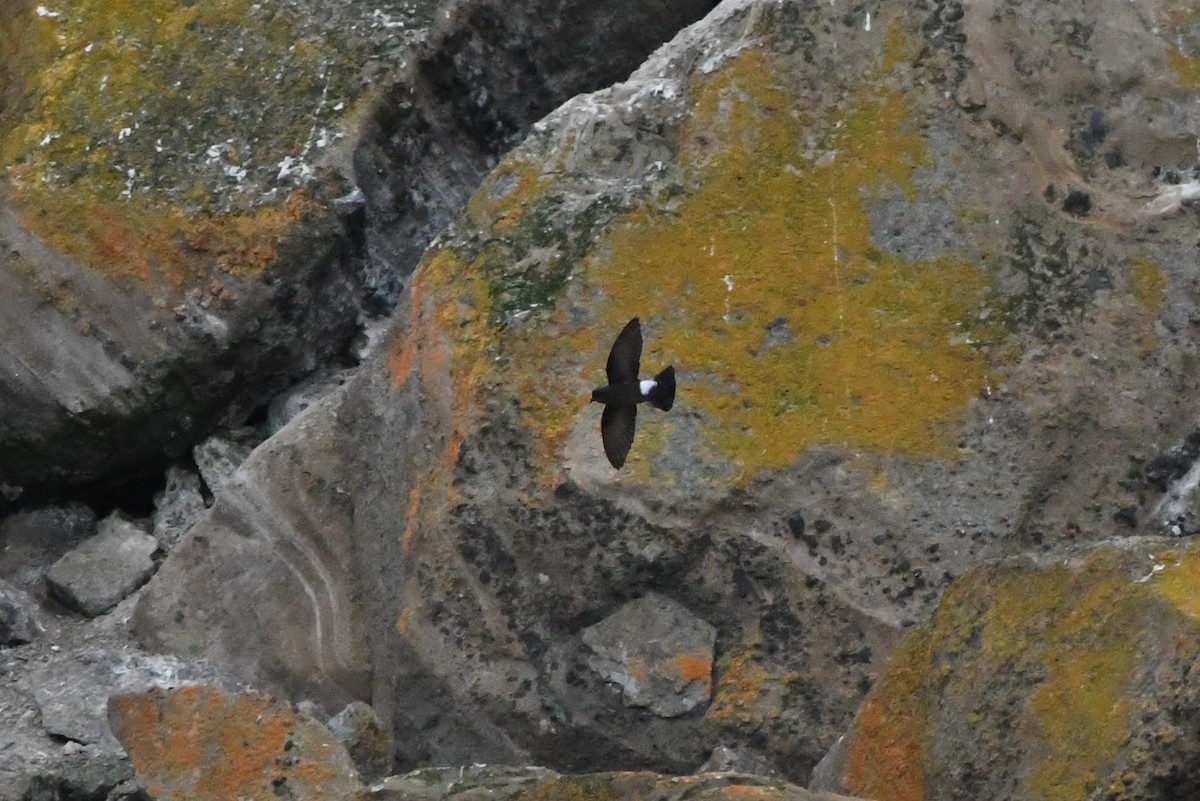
849;550;1195;801
396;605;413;636
515;775;619;801
843;629;931;801
674;652;714;687
109;687;352;801
2;0;352;293
401;486;422;553
707;647;777;724
11;181;319;289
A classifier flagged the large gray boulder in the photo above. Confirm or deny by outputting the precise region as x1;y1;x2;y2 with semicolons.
130;0;1200;788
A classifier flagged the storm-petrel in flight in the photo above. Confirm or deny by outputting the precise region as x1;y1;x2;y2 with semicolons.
591;317;676;468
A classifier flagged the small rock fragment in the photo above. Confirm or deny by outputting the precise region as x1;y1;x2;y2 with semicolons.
152;465;207;550
0;579;44;645
192;432;255;495
327;700;393;782
582;592;716;717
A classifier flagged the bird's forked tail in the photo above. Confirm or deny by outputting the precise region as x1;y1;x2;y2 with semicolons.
648;366;676;411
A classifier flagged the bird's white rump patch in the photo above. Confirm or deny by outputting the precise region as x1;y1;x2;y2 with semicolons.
640;379;657;396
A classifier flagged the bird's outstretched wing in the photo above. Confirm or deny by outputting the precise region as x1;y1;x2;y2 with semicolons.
606;317;642;385
600;403;637;468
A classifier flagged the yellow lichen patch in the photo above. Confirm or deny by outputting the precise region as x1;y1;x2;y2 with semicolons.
466;158;552;234
1164;2;1200;86
504;306;594;471
1125;257;1166;352
932;553;1171;801
581;45;995;476
0;3;57;160
1149;547;1200;623
968;558;1139;801
1129;257;1165;315
3;0;349;288
1028;648;1133;801
515;775;619;801
844;628;932;801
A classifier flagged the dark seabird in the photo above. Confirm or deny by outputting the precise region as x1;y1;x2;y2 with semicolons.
590;317;676;468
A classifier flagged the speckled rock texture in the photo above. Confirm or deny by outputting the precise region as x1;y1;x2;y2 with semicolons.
130;0;1200;786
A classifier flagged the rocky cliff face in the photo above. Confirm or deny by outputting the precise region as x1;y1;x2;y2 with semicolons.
135;0;1200;784
7;0;1200;798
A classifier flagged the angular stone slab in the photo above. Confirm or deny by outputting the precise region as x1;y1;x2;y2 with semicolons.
45;515;158;617
582;593;716;717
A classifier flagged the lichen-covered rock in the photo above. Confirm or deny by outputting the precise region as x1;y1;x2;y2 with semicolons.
833;541;1200;801
133;0;1200;786
364;765;861;801
582;593;715;717
0;0;398;500
108;685;363;801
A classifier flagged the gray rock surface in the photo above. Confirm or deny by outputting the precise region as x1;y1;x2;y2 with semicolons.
45;515;158;617
0;618;242;801
0;0;385;502
0;579;43;645
365;766;855;801
267;369;355;435
582;593;716;717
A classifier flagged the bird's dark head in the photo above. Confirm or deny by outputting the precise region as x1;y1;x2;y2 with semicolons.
590;386;609;404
